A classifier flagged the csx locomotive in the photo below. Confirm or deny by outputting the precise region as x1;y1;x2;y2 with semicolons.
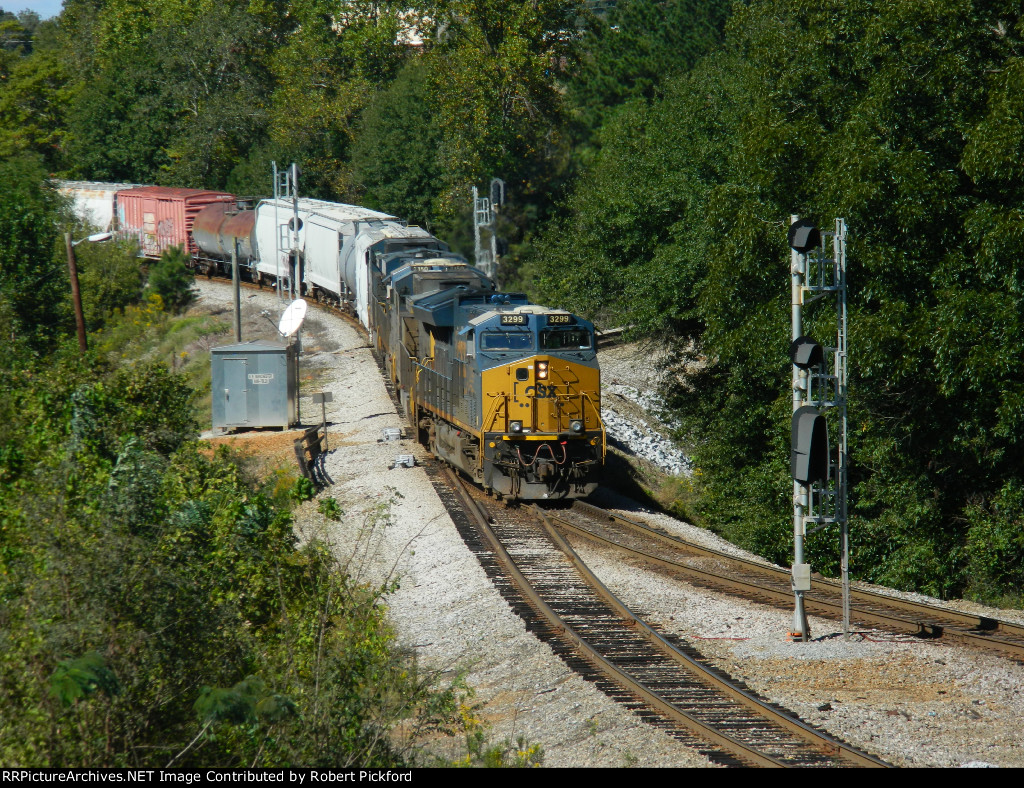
369;253;604;499
59;182;605;500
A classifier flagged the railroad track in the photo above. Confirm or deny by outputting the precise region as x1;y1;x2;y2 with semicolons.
436;467;888;768
204;276;1016;761
200;272;370;340
551;500;1024;662
595;327;627;348
209;275;1024;664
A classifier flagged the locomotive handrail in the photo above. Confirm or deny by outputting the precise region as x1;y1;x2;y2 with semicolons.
413;361;451;382
581;391;606;460
550;391;579;432
481;394;510;434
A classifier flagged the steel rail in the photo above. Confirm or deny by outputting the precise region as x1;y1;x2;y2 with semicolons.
209;276;1024;661
531;505;889;768
562;501;1024;661
202;277;889;765
442;468;792;767
444;468;888;767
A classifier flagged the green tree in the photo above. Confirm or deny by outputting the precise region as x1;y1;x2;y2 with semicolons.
0;157;72;353
0;11;32;78
62;0;284;188
530;49;739;330
422;0;583;215
147;246;196;312
266;0;409;198
350;58;443;227
150;3;280;188
0;51;72;169
57;0;108;76
534;0;1024;601
0;348;464;766
74;240;146;331
566;0;729;148
64;41;177;182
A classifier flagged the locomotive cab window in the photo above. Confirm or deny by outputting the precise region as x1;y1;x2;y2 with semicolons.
540;329;592;350
481;331;534;351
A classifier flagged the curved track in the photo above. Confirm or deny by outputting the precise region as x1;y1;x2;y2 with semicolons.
200;276;1014;766
552;501;1024;662
439;468;888;768
205;275;1024;666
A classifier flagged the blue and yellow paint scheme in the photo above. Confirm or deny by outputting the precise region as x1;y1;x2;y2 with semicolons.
472;311;603;498
370;260;604;500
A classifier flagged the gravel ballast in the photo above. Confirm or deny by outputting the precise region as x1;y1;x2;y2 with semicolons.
194;281;1024;768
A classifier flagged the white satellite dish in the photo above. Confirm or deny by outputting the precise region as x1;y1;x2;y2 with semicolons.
278;299;307;338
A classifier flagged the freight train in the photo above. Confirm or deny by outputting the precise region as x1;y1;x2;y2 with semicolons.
57;181;605;500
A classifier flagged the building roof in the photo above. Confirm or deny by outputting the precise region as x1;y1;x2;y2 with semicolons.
212;340;289;353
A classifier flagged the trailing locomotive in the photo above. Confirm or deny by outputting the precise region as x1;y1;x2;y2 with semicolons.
58;181;605;500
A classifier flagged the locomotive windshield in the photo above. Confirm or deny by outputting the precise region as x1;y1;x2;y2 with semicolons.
481;330;534;351
540;328;592;350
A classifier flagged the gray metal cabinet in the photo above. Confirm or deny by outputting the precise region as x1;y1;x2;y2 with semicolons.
211;341;297;429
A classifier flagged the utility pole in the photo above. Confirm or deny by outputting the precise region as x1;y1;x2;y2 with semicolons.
64;232;113;354
231;238;242;343
273;161;281;300
65;232;88;354
290;163;300;301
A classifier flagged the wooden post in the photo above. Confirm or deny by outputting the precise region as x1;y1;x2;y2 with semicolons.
65;233;88;353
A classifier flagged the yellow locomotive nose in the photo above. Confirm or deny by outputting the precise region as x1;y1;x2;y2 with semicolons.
490;356;600;437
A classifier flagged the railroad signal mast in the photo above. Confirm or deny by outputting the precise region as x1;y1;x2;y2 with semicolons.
272;161;301;300
473;178;505;284
788;216;850;642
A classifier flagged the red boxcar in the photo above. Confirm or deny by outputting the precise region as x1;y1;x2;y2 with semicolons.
116;186;235;258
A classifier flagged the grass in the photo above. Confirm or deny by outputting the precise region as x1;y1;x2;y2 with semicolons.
90;283;344;433
602;447;704;526
91;294;232;427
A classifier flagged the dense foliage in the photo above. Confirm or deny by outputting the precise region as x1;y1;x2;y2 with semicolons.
0;156;72;350
3;0;1023;609
0;0;724;250
0;354;461;766
147;246;197;312
7;0;596;247
0;158;468;767
532;0;1024;603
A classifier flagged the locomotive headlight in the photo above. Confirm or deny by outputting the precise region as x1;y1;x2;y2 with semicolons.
537;361;549;380
570;419;584;433
510;421;523;433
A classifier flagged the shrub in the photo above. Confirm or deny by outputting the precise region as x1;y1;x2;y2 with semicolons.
147;246;196;313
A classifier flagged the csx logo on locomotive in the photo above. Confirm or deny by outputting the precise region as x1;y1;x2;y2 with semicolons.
378;281;605;500
521;384;559;399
